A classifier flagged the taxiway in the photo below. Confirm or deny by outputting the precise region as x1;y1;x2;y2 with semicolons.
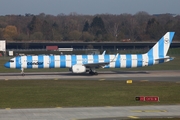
0;105;180;120
0;70;180;82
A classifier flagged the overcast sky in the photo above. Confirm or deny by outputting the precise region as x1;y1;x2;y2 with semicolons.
0;0;179;15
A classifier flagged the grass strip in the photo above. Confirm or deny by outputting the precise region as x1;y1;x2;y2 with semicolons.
0;80;180;108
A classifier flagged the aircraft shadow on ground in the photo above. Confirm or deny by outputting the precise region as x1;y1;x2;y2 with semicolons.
53;71;149;76
0;72;92;76
0;71;149;76
110;70;149;74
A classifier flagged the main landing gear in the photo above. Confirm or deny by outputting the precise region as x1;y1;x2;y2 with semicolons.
89;69;98;75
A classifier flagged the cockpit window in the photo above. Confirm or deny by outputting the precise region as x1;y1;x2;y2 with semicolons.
9;60;14;62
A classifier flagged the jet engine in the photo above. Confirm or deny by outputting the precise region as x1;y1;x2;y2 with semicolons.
71;65;86;73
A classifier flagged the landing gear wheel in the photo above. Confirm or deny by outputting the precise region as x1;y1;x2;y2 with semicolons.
94;72;98;75
89;71;98;75
21;73;24;76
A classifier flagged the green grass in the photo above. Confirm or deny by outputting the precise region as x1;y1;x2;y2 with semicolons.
0;80;180;108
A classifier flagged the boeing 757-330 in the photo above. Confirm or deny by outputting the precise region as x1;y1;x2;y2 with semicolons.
4;32;175;75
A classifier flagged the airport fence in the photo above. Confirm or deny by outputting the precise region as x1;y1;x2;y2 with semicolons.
1;48;180;57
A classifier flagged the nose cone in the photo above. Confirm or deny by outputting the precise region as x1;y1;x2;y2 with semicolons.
4;62;10;68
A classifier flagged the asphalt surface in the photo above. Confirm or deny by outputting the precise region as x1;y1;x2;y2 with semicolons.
0;70;180;82
0;70;180;120
0;105;180;120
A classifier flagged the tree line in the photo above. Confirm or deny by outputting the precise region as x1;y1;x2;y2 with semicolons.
0;12;180;42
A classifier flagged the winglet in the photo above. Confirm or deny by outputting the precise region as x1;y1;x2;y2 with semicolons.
102;50;106;55
111;53;119;62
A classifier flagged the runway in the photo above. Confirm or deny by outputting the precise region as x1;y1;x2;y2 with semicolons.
0;70;180;82
0;70;180;120
0;105;180;120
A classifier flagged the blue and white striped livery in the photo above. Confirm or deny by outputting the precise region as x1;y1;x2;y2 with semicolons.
4;32;175;75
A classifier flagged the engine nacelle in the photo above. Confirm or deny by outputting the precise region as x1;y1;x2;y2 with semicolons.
72;65;86;73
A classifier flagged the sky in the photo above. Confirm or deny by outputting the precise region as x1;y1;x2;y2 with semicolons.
0;0;179;16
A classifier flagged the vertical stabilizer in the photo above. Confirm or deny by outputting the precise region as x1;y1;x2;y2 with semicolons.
146;32;175;58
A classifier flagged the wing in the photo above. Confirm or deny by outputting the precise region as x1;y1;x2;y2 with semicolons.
83;62;109;68
83;53;119;68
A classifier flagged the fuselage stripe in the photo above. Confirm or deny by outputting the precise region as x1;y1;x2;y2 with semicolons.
104;55;110;68
137;54;143;67
49;56;55;68
71;55;77;66
27;56;33;69
93;55;99;63
147;48;153;66
15;56;21;69
126;54;132;68
115;54;120;68
60;55;66;68
38;55;44;68
82;55;88;64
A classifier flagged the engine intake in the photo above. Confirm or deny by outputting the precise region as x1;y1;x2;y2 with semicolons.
72;65;86;73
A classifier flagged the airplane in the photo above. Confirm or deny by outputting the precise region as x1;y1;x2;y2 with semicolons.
4;32;175;75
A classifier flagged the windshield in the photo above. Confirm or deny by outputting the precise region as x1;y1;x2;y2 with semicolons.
9;60;14;62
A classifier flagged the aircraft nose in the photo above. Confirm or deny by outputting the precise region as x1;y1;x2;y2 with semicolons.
4;62;10;68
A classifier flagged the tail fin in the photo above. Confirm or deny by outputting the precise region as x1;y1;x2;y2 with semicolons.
146;32;175;58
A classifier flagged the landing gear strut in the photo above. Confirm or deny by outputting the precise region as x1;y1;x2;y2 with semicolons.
21;68;24;76
89;69;98;75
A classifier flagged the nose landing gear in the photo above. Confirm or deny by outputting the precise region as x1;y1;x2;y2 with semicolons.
21;68;24;76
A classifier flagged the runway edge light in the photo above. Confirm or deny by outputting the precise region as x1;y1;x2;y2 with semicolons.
126;80;132;84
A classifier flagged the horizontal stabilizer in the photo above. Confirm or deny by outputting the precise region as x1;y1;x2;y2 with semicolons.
155;56;174;61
